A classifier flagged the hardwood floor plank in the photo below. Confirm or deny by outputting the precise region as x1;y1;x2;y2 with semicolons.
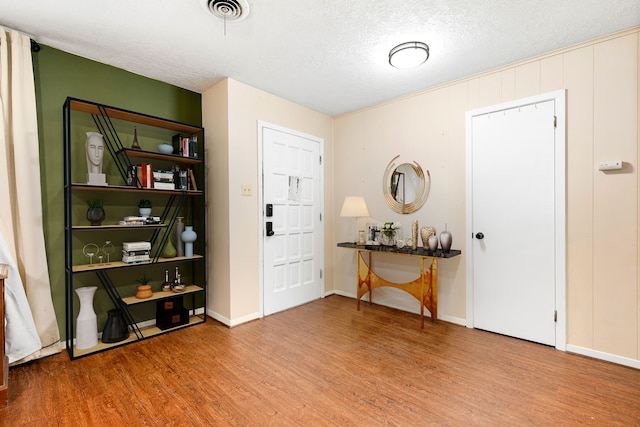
3;295;640;426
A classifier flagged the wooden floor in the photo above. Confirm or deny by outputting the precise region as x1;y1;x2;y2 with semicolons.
4;295;640;426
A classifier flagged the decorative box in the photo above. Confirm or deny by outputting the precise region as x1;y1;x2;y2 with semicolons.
156;308;189;330
157;296;183;313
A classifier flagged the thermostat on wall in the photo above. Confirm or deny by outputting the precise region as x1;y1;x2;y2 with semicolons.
598;160;622;171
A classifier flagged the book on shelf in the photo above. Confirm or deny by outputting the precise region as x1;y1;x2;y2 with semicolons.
122;255;150;263
182;137;190;158
139;163;154;189
188;168;198;191
154;182;175;190
122;241;151;251
172;134;183;156
189;135;198;158
172;133;198;158
127;165;139;187
122;249;151;256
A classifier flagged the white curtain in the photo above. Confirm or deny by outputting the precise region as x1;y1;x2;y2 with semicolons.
0;28;60;363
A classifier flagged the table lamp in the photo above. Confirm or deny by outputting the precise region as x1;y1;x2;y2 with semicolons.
340;196;369;244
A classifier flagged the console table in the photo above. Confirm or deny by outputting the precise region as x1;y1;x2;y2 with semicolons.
338;243;461;328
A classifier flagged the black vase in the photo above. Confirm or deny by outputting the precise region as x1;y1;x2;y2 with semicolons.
101;309;130;343
86;207;105;226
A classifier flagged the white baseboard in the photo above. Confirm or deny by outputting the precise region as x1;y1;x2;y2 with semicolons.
207;308;261;328
566;344;640;370
328;291;465;326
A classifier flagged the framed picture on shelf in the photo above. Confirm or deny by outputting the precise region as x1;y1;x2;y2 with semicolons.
366;223;382;244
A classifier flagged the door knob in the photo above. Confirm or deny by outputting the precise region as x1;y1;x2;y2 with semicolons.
475;232;484;239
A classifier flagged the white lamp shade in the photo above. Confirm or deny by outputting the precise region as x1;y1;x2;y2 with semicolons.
340;196;369;217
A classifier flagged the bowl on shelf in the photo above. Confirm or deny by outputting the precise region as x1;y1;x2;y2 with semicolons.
157;143;174;154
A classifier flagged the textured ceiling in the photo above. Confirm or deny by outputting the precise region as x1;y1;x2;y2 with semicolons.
1;0;639;116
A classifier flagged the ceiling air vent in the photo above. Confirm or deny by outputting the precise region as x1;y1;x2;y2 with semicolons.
203;0;250;22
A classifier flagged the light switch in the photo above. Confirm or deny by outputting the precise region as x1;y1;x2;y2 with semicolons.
241;184;252;196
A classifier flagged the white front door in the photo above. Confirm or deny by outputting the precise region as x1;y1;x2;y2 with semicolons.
466;91;566;348
260;122;324;316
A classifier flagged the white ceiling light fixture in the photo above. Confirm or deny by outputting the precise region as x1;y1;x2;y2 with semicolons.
389;41;430;69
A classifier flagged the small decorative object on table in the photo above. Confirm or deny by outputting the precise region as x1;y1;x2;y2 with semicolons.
102;241;114;264
162;269;172;292
439;223;453;253
427;235;439;252
175;217;185;257
75;286;98;349
380;222;400;246
101;309;129;343
420;226;436;248
157;143;173;154
131;126;141;149
86;199;105;226
181;225;197;257
135;275;153;299
411;220;418;250
172;266;185;292
138;199;152;218
82;243;99;265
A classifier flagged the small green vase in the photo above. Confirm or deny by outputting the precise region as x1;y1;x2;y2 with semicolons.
161;239;177;258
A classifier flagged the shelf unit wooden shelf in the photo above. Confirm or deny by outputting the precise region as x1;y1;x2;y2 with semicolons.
72;255;203;273
63;97;206;360
72;315;205;358
70;183;202;196
121;285;203;305
72;224;169;231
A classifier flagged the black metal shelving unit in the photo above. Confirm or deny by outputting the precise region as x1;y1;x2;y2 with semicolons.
63;97;207;359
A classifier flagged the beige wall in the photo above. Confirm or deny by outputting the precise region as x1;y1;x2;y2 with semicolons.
333;28;640;365
202;78;334;325
203;28;639;366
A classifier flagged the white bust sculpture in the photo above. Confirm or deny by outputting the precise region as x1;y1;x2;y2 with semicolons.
86;132;107;185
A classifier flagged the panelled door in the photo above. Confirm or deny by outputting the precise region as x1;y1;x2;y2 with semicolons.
466;91;566;348
260;123;323;316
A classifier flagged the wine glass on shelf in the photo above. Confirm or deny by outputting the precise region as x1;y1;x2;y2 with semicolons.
82;243;99;266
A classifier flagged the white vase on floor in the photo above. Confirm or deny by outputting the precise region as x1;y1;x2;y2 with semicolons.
75;286;98;349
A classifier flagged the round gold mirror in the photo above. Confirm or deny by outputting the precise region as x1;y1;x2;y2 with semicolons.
382;155;430;214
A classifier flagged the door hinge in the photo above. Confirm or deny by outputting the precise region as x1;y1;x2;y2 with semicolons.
319;155;322;165
554;310;557;322
553;116;557;128
320;213;322;221
320;269;323;279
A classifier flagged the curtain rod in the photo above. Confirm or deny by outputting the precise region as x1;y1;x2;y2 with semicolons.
1;25;40;52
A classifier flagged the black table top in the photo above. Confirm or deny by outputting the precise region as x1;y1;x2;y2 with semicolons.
337;242;461;258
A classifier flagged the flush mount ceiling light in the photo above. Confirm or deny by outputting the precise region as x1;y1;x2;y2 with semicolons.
389;41;430;69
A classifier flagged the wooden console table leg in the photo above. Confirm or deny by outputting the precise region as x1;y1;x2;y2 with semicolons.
420;257;439;327
356;250;372;311
420;258;425;329
432;258;438;321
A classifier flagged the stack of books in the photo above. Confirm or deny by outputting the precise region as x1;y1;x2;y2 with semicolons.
153;170;174;190
119;216;161;226
122;241;151;263
127;162;198;191
172;133;198;158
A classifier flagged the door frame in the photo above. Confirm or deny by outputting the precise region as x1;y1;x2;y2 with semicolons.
257;120;325;317
465;90;566;350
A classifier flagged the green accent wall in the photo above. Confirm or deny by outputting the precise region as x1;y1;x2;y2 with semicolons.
32;46;202;340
